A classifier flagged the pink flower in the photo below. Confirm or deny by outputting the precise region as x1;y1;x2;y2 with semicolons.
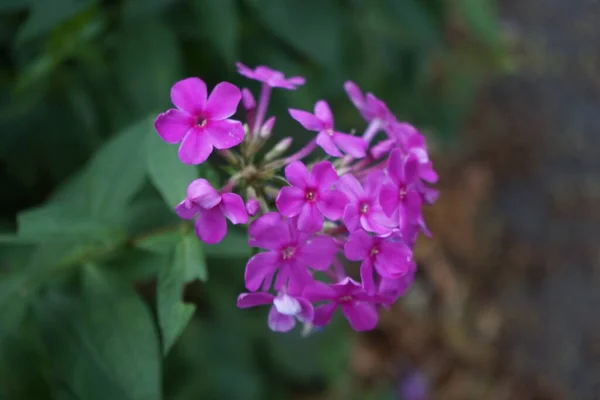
275;161;348;232
244;213;337;292
236;62;305;90
344;230;414;294
379;266;416;306
336;172;395;235
379;150;424;232
155;78;244;165
344;81;395;125
303;277;388;331
289;100;367;158
237;291;314;332
245;198;260;216
175;179;248;244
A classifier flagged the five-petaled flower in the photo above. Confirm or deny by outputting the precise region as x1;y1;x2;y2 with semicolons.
236;62;305;90
289;100;368;158
155;77;245;165
175;179;248;244
276;161;348;232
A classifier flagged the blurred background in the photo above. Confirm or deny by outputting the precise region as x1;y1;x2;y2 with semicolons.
1;0;598;399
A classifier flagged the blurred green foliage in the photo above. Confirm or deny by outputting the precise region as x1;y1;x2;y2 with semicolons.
0;0;507;398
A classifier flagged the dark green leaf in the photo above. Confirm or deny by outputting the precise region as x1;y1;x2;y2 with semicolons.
157;231;206;353
245;0;343;67
193;0;239;64
16;0;97;43
135;229;182;255
35;266;161;400
203;229;250;258
456;0;501;45
146;129;197;209
0;0;31;12
115;19;182;115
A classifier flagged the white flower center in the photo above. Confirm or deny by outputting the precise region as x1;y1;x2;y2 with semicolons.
273;294;301;316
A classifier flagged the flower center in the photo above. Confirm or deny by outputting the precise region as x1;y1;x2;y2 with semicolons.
273;294;301;316
399;185;407;200
370;247;379;257
305;189;317;202
195;116;208;127
339;295;353;303
326;128;334;137
359;202;369;215
281;246;296;260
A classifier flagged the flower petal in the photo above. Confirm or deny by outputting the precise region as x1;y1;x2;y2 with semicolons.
194;207;227;244
284;161;311;189
333;133;367;158
297;203;323;233
379;182;400;217
303;281;337;301
311;161;339;190
236;62;255;79
376;241;414;278
296;297;314;323
178;127;213;165
342;205;360;232
316;132;343;157
360;259;376;294
237;292;274;308
344;230;372;261
248;213;289;250
297;235;337;270
288;109;322;131
187;178;221;209
268;306;296;332
171;77;207;115
287;76;306;87
154;109;193;144
317;190;347;221
220;193;248;224
313;302;337;326
419;161;439;183
403;153;420;184
314;100;333;127
205;119;244;150
336;174;364;202
343;81;365;112
273;293;302;316
244;252;279;292
174;199;198;220
387;148;404;186
341;303;378;331
276;186;305;217
203;82;242;120
370;138;397;160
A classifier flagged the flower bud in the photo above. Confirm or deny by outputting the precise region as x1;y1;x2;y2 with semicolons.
259;116;276;139
264;137;293;162
246;198;260;216
241;88;256;110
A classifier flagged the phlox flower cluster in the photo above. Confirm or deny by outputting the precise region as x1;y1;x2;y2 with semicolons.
154;62;438;333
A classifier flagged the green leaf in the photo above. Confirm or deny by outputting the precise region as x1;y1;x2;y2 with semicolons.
245;0;343;67
87;117;150;217
35;266;161;400
115;19;182;115
193;0;239;64
456;0;501;45
135;229;182;255
157;231;207;353
146;129;197;209
16;0;97;43
0;0;31;12
203;229;250;258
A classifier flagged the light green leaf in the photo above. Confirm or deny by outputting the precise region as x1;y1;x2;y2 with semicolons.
193;0;238;64
245;0;342;67
16;0;97;43
157;231;206;354
146;129;197;209
115;19;182;115
87;117;150;217
35;265;161;400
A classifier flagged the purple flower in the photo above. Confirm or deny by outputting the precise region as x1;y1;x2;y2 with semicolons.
276;161;348;232
344;230;414;294
175;179;248;244
379;150;425;233
379;266;416;306
236;62;305;90
244;213;338;292
289;100;367;158
303;277;386;331
344;81;395;125
336;172;395;235
155;78;244;165
237;291;314;332
246;198;260;216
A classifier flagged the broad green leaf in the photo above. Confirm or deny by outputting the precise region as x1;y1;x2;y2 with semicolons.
146;129;197;209
245;0;343;67
157;231;206;353
16;0;97;43
35;266;161;400
87;117;150;217
115;19;182;115
103;248;168;282
135;229;182;255
456;0;501;46
193;0;239;64
204;229;250;258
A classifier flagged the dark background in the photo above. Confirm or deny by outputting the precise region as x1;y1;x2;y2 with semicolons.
1;0;598;399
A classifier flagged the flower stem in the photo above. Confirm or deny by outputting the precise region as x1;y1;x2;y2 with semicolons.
252;83;271;135
362;119;381;144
